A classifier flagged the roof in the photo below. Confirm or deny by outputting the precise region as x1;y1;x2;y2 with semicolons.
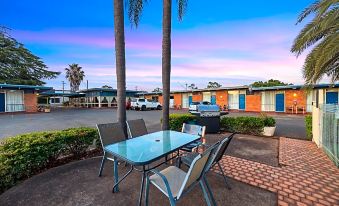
79;88;139;93
252;83;339;91
0;84;53;91
40;90;85;97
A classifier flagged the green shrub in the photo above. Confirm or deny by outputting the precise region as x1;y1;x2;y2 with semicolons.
168;113;197;131
0;127;98;193
305;115;312;140
220;116;275;136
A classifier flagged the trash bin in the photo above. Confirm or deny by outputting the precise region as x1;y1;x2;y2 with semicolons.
190;105;221;133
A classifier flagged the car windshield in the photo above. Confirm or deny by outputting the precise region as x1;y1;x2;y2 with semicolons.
202;101;210;105
191;102;199;105
131;98;137;102
138;99;145;102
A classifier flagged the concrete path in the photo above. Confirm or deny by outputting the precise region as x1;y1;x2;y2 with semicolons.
0;108;306;140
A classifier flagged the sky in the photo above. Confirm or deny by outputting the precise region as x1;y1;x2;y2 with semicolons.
1;0;317;91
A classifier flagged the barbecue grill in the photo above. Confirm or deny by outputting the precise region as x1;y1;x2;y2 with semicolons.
190;104;221;133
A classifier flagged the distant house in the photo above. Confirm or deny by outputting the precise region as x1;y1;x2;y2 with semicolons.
0;84;52;113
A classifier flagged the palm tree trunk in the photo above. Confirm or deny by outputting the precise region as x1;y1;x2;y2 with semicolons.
114;0;127;136
162;0;172;130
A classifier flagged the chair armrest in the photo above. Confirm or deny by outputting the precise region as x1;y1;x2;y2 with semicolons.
149;169;175;199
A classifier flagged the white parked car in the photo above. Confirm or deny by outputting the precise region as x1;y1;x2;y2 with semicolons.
131;98;162;111
189;101;211;111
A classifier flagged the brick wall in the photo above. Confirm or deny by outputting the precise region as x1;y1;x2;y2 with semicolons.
173;93;182;107
285;90;307;111
216;90;228;107
158;95;163;105
192;92;202;102
24;93;38;112
246;95;261;112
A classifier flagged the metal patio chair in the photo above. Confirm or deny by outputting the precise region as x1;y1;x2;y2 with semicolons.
178;133;236;190
96;122;127;177
180;123;206;152
126;119;148;138
145;142;220;206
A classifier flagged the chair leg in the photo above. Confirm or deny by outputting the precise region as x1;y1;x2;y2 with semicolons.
98;155;106;177
145;176;150;206
203;177;217;206
199;180;212;206
217;162;231;190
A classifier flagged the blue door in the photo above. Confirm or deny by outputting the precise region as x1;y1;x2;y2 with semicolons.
188;96;193;106
275;93;285;112
211;95;216;105
0;93;5;112
326;92;338;104
239;94;245;110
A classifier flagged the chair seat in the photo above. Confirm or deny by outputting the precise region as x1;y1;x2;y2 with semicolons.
180;141;202;152
149;166;187;198
181;152;199;166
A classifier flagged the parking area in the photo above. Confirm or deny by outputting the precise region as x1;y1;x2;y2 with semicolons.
0;108;306;140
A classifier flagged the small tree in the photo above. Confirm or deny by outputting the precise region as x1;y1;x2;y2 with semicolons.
152;87;162;92
65;64;85;92
207;81;222;88
102;85;113;89
188;83;198;90
0;27;60;85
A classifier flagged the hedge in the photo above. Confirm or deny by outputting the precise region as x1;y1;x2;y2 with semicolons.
168;113;197;131
220;116;276;136
0;127;98;193
305;115;312;140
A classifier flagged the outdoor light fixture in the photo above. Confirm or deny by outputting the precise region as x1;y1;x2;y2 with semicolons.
220;96;223;98
293;93;297;97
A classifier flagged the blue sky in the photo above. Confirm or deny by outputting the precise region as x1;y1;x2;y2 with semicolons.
1;0;315;91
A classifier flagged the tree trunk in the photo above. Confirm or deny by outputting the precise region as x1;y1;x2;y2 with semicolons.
114;0;127;136
162;0;172;130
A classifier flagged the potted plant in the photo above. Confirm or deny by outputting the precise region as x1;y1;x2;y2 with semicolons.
44;105;51;113
261;114;276;136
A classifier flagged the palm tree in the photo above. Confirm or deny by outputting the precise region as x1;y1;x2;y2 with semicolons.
129;0;188;130
65;64;85;92
114;0;127;135
291;0;338;84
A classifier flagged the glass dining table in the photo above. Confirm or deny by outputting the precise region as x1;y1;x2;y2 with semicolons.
104;130;200;206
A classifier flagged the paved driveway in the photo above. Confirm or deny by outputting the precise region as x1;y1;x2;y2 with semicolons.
0;109;306;139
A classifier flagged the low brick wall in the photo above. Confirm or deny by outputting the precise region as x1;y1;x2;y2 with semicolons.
24;93;38;112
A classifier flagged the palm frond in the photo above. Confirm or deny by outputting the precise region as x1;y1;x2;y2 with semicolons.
177;0;188;21
128;0;148;28
291;7;338;56
296;0;338;24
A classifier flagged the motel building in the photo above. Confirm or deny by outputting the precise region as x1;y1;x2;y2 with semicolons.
0;84;52;113
139;84;339;114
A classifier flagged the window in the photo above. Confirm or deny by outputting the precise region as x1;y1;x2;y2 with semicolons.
138;99;145;102
6;90;24;112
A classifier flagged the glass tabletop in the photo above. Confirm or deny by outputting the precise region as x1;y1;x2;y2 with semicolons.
104;130;200;166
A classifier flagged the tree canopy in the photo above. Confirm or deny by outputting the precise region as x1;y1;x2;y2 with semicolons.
188;83;198;90
291;0;338;84
206;81;222;88
152;87;162;92
0;27;60;85
251;79;292;87
65;64;85;92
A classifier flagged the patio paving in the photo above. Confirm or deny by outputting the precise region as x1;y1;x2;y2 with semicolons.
0;157;277;206
216;137;339;206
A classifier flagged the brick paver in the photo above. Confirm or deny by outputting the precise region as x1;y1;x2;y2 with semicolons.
214;137;339;206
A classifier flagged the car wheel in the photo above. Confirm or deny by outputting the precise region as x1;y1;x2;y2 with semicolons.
141;105;146;111
157;105;162;110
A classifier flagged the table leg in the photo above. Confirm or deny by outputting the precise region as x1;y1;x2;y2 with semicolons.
113;156;119;193
138;166;146;206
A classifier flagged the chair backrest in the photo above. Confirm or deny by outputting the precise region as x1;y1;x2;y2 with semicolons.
177;143;217;199
96;123;127;149
181;123;206;138
212;133;236;164
126;119;148;138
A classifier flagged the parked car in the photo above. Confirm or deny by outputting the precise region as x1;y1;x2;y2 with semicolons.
189;101;211;111
131;98;162;111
